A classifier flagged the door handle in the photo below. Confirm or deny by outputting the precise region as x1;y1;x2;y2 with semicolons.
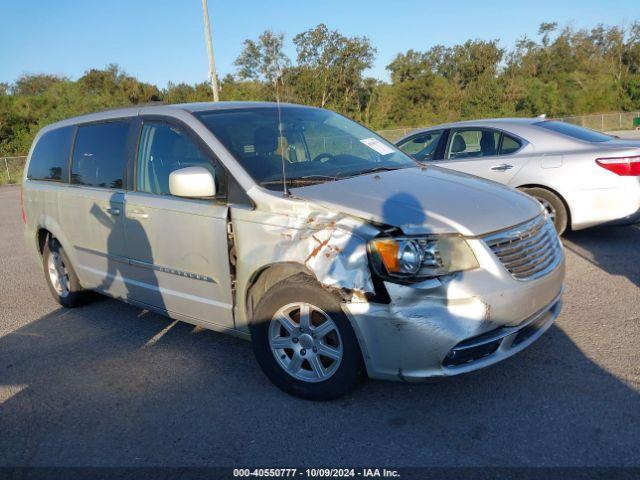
490;163;513;172
106;207;121;216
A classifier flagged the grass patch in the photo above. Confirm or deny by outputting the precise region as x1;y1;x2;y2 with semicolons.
0;158;25;185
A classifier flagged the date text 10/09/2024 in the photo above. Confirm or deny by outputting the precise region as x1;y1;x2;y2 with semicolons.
233;468;401;478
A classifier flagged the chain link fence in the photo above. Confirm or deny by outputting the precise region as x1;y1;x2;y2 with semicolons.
1;156;26;186
558;111;640;132
376;127;421;142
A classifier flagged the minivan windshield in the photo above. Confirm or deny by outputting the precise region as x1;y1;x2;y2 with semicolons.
196;106;417;190
534;120;613;143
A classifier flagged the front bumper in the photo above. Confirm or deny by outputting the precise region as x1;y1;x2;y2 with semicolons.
441;293;561;374
343;238;565;382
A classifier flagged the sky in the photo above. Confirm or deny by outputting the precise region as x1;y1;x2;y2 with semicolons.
0;0;638;88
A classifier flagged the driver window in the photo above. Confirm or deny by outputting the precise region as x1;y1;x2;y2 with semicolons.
398;131;443;161
137;122;226;197
447;129;500;160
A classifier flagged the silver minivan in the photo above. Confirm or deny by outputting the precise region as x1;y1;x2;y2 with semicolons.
22;102;565;399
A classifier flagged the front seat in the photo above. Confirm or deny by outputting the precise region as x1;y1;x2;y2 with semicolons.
450;135;467;158
251;127;282;180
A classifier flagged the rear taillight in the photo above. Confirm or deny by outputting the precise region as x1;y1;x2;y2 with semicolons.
595;155;640;176
20;187;26;224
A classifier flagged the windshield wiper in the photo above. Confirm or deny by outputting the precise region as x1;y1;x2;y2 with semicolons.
297;174;340;181
341;165;406;179
260;175;338;188
260;167;407;188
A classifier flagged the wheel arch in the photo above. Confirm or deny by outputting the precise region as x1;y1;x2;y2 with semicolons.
243;262;373;378
35;220;72;251
244;262;320;324
36;227;50;255
516;183;572;229
32;217;81;279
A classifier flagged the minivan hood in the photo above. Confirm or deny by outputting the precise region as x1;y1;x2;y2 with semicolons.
289;166;542;236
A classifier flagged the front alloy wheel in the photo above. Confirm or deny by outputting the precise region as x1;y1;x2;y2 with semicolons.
250;273;363;400
268;302;343;383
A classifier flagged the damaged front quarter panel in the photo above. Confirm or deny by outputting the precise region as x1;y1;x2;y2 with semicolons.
231;187;381;330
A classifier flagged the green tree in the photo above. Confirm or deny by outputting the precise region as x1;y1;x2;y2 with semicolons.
2;21;640;160
292;23;375;116
234;31;290;100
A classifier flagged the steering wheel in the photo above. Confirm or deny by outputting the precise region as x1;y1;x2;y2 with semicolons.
313;153;334;163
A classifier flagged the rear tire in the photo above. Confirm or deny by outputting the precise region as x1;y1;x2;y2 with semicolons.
43;237;88;308
521;187;568;235
249;274;364;400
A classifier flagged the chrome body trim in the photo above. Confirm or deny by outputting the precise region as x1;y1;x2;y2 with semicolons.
74;245;217;284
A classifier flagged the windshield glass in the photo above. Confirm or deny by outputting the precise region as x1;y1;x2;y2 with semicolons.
196;106;417;190
534;120;613;143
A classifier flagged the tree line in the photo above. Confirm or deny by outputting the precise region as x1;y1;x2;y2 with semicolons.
1;21;639;156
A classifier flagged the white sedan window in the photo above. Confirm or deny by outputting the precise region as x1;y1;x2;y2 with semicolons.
448;130;499;159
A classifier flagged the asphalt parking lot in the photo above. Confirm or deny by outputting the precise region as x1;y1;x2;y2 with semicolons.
0;185;638;467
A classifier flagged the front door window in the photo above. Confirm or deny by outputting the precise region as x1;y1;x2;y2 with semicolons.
137;122;226;197
398;131;444;161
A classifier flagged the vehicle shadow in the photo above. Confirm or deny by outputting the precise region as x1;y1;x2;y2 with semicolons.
0;300;638;467
563;224;640;288
2;186;638;467
90;195;167;311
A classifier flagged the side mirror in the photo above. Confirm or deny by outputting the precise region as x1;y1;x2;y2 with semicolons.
169;166;216;198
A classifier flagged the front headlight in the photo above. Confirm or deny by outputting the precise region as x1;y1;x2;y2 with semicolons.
368;236;479;282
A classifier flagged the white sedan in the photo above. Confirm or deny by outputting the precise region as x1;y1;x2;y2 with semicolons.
396;118;640;234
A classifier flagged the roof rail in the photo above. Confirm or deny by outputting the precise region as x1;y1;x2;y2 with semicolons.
91;101;167;114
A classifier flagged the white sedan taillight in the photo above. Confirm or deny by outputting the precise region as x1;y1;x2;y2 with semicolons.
595;155;640;176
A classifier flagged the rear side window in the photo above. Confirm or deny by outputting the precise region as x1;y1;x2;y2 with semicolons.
534;120;612;143
27;126;74;182
71;121;130;189
499;134;522;155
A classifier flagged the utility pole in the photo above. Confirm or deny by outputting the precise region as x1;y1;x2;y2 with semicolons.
201;0;219;101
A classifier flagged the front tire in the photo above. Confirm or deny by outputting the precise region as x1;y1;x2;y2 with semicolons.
43;237;88;308
250;274;364;400
521;187;568;235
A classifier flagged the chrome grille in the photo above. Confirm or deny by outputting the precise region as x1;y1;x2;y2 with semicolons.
483;215;562;280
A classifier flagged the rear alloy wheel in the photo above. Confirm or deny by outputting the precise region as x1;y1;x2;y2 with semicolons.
47;248;70;298
250;274;363;400
521;187;568;235
43;237;89;308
